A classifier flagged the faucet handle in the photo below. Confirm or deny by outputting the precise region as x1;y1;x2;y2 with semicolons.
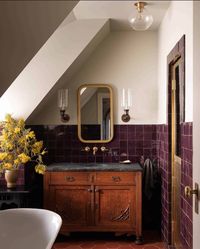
92;146;98;155
81;146;90;152
101;146;109;152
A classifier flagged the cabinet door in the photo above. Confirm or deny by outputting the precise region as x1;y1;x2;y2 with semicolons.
95;185;136;230
49;185;93;228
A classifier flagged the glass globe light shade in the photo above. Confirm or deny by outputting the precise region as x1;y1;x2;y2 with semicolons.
129;2;153;31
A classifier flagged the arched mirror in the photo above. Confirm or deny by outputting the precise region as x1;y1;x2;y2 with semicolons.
77;84;114;143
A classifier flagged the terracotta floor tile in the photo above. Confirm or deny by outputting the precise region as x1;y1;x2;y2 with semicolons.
142;245;160;249
81;242;96;248
106;242;120;248
53;231;165;249
92;245;110;249
53;245;70;249
94;241;107;245
118;245;133;249
153;242;165;247
65;247;81;249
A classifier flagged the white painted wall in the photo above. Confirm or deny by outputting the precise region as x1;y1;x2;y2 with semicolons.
0;1;77;97
0;18;109;121
157;1;193;123
193;1;200;249
28;31;158;125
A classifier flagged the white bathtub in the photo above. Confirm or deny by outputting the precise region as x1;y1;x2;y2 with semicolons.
0;208;62;249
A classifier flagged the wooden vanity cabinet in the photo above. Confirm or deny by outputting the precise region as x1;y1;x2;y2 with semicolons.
44;171;142;243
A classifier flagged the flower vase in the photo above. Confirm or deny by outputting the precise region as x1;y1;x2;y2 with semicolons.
5;169;19;188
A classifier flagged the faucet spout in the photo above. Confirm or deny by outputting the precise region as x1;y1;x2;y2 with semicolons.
93;146;98;156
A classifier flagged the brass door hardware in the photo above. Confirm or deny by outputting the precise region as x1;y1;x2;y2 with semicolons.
184;185;198;198
185;183;199;214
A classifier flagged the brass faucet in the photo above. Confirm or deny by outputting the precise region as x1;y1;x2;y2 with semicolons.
92;146;98;155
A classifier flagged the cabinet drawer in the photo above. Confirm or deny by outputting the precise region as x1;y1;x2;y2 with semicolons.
49;172;91;185
95;172;136;185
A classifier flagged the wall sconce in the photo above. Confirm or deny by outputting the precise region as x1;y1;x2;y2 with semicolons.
121;88;132;122
58;89;70;122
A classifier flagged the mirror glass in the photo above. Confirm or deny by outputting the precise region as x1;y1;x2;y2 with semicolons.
78;84;113;143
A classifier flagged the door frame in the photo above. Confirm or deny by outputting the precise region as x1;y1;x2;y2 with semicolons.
170;58;182;248
167;35;186;247
193;2;200;249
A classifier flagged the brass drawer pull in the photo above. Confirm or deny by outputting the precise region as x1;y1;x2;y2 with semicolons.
66;176;75;182
87;188;92;192
95;188;99;192
112;176;121;182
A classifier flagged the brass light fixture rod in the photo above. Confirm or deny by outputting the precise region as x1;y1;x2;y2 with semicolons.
134;2;147;13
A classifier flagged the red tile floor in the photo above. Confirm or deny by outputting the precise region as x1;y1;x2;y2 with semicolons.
53;231;166;249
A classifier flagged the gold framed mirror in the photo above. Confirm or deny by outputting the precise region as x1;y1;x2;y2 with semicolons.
77;84;114;143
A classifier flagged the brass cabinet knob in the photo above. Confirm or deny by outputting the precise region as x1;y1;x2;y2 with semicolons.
112;176;121;182
66;176;75;182
184;186;198;198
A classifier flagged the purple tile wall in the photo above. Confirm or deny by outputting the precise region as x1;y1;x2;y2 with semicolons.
1;124;157;185
156;124;171;243
180;123;193;249
0;122;193;249
157;122;193;249
28;124;157;165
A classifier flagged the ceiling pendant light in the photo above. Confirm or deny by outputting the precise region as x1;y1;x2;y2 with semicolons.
129;2;153;31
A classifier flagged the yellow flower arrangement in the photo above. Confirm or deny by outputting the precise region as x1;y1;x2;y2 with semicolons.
0;114;47;174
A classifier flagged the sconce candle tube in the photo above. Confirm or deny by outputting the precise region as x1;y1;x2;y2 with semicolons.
127;88;132;108
122;88;126;108
121;88;132;109
58;89;68;110
58;89;70;122
121;88;132;122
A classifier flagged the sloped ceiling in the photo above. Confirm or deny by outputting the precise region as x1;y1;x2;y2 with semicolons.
73;1;170;30
0;18;110;120
0;0;78;97
27;20;110;124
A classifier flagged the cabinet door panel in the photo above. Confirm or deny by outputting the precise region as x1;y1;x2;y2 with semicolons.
50;186;92;226
95;186;136;229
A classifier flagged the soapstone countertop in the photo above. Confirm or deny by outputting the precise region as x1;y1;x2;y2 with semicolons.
46;162;143;172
